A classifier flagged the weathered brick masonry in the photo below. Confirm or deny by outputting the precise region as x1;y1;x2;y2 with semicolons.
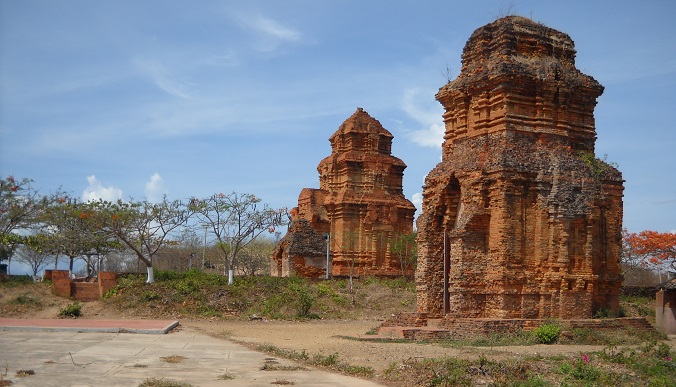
271;108;416;278
378;313;653;341
416;16;624;319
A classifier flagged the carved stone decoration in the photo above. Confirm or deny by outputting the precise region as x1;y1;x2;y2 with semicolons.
271;108;416;278
415;16;624;319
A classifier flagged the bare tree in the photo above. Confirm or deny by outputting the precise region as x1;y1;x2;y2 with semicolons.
15;245;51;278
86;197;193;283
192;192;285;284
334;229;360;293
390;231;417;280
0;176;55;274
103;251;137;273
237;237;275;276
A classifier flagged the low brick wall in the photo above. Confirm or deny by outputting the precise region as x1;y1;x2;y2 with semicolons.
378;314;655;341
379;312;429;327
51;270;117;302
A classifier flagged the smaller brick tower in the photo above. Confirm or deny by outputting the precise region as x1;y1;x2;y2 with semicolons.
271;108;416;278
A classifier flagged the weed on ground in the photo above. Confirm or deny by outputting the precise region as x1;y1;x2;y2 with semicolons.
159;355;186;364
138;378;192;387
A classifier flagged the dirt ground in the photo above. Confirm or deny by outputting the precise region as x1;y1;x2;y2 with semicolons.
3;283;675;383
182;318;616;375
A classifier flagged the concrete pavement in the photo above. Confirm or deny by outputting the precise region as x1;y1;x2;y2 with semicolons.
0;318;179;334
0;323;384;386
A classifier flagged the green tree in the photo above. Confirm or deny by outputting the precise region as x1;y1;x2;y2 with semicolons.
192;192;284;284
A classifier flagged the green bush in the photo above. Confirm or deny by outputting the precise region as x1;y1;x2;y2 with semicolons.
141;290;160;301
570;358;600;381
289;283;316;318
59;301;83;318
316;282;335;297
533;323;561;344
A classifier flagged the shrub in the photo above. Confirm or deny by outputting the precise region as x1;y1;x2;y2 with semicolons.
316;282;334;297
570;354;601;382
59;301;82;318
533;323;561;344
141;290;160;301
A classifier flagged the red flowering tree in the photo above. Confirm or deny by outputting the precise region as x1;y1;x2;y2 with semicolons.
624;229;676;272
40;197;119;276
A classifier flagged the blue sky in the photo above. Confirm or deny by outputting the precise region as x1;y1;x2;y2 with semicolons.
1;0;675;239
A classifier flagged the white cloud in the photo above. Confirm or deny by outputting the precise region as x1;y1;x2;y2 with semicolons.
400;88;445;148
252;16;301;42
234;12;302;52
145;173;166;203
132;58;194;99
412;192;423;216
82;175;123;202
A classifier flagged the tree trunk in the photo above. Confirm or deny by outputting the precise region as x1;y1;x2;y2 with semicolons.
69;256;74;277
228;269;234;285
146;265;155;283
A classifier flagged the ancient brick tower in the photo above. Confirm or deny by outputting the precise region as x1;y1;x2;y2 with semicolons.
416;16;624;319
271;108;416;278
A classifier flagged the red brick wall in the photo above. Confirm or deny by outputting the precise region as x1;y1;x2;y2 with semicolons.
656;290;676;334
51;271;117;302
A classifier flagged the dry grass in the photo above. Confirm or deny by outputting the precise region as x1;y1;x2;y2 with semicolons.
159;355;186;364
138;378;192;387
270;379;295;385
218;372;235;380
14;370;35;377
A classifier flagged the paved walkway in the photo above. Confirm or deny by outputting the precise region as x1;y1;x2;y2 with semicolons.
0;318;179;334
0;320;384;386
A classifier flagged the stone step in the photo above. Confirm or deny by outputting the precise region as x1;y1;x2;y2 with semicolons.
377;325;456;341
376;326;409;339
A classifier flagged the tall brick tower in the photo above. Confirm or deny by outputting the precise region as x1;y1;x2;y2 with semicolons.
416;16;624;319
272;108;416;278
